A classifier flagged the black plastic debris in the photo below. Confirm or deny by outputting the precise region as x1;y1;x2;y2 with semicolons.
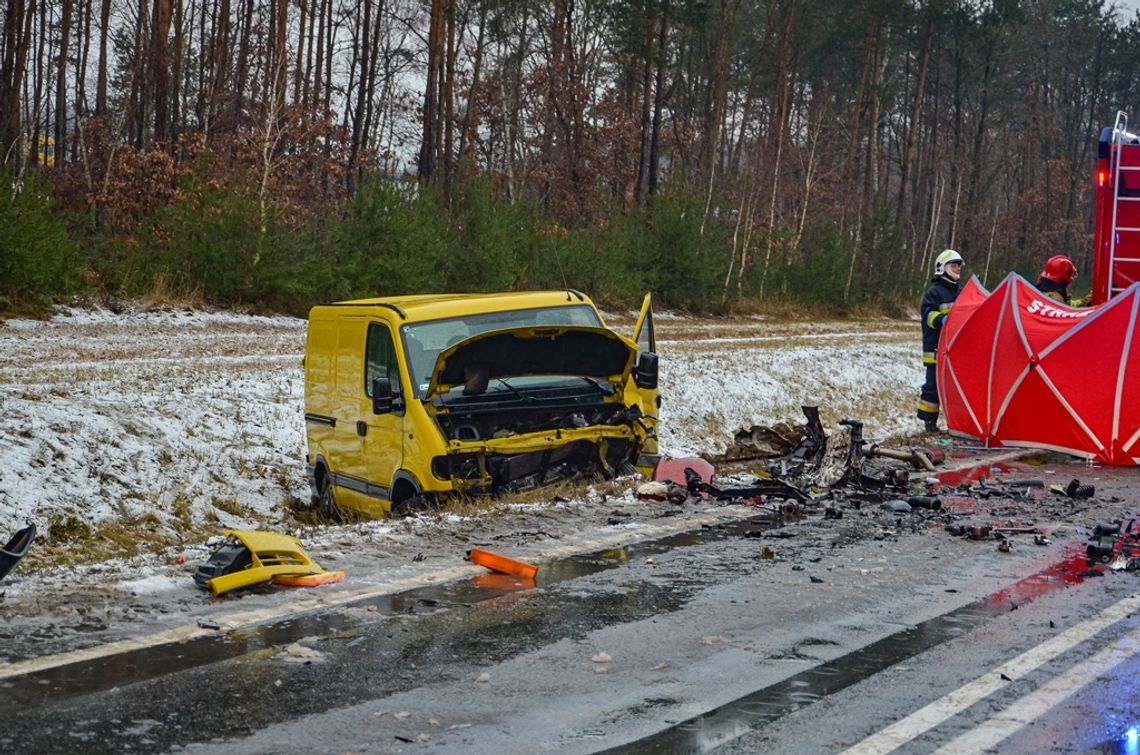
0;524;36;582
1064;479;1095;499
1086;519;1140;568
906;495;943;510
683;467;808;503
193;543;253;587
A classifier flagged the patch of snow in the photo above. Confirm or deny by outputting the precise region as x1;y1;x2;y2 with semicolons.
0;308;923;547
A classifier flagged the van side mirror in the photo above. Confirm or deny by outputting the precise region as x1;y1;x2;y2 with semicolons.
372;377;395;414
633;352;658;389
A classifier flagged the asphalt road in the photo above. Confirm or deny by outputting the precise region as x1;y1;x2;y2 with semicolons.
4;460;1139;754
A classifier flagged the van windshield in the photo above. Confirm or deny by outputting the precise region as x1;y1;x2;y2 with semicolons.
401;304;603;396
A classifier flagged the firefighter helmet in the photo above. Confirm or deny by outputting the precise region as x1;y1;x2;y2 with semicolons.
1040;255;1077;285
934;249;964;279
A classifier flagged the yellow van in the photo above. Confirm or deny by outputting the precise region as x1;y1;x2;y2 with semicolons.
304;290;659;518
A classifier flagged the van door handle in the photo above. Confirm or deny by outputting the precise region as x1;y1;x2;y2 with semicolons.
356;421;367;437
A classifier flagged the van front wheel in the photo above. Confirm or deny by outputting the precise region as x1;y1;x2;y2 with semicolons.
318;475;343;522
391;494;435;518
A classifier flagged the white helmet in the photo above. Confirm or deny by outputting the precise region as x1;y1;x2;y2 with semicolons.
934;249;964;279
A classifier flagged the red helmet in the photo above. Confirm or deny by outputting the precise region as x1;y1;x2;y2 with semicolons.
1040;255;1077;285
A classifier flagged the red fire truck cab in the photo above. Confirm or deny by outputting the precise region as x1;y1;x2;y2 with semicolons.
1092;111;1140;305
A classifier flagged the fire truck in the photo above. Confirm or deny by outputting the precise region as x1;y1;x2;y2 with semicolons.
1091;111;1140;304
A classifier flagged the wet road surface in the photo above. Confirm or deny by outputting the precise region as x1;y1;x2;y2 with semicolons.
4;461;1140;754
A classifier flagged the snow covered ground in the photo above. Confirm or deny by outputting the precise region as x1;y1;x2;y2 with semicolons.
0;303;946;663
0;304;923;552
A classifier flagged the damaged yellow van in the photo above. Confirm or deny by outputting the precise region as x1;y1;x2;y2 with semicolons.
304;290;660;518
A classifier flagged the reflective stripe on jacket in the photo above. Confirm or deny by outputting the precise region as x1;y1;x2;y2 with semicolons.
920;276;961;355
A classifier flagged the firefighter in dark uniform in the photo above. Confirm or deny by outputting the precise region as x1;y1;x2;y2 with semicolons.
1036;255;1081;305
917;249;963;432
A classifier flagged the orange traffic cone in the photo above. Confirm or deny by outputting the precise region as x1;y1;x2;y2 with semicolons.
466;548;538;579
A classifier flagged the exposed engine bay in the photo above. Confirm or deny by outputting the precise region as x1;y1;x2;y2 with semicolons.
430;380;642;441
428;381;647;494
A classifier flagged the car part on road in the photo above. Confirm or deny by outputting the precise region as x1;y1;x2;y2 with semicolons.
1064;478;1096;498
1086;519;1140;568
466;548;539;579
635;480;688;504
274;570;346;587
683;466;808;503
0;524;35;582
906;495;943;510
193;530;330;595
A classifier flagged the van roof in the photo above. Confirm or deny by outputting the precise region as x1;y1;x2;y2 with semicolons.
327;290;597;322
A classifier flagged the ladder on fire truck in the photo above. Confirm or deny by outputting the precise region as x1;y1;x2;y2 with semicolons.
1092;111;1140;304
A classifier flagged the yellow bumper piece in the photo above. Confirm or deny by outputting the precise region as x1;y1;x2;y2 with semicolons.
205;529;327;596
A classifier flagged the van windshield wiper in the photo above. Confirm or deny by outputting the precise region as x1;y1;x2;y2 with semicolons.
495;379;525;401
580;377;616;395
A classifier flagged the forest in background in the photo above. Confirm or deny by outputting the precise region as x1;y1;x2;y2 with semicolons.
2;0;1140;315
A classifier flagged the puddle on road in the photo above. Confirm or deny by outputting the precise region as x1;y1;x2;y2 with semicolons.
3;512;780;711
5;456;1109;753
606;544;1096;755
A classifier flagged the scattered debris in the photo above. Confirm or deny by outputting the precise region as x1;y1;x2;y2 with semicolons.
274;571;345;587
655;457;715;486
276;642;326;663
1050;479;1096;499
906;496;943;510
1086;520;1140;570
194;530;335;596
466;548;539;579
683;467;807;503
0;524;36;582
635;480;688;504
992;526;1042;535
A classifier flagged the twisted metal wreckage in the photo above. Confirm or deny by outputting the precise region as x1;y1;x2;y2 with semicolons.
640;407;1132;568
642;406;938;509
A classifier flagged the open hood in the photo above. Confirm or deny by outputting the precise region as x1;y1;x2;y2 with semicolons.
424;326;635;398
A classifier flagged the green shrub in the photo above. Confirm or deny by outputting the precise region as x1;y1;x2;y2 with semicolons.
446;177;534;291
0;167;76;307
331;178;453;298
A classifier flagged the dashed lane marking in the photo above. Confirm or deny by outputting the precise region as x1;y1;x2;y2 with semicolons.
932;624;1140;754
841;591;1140;755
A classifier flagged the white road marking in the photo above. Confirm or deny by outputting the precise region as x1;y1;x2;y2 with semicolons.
1;454;1015;683
841;591;1140;755
932;625;1140;754
0;507;757;681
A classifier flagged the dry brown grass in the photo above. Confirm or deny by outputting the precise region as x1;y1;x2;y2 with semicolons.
139;273;204;310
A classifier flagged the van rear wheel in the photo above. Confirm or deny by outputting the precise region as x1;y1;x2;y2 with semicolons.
318;475;343;522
